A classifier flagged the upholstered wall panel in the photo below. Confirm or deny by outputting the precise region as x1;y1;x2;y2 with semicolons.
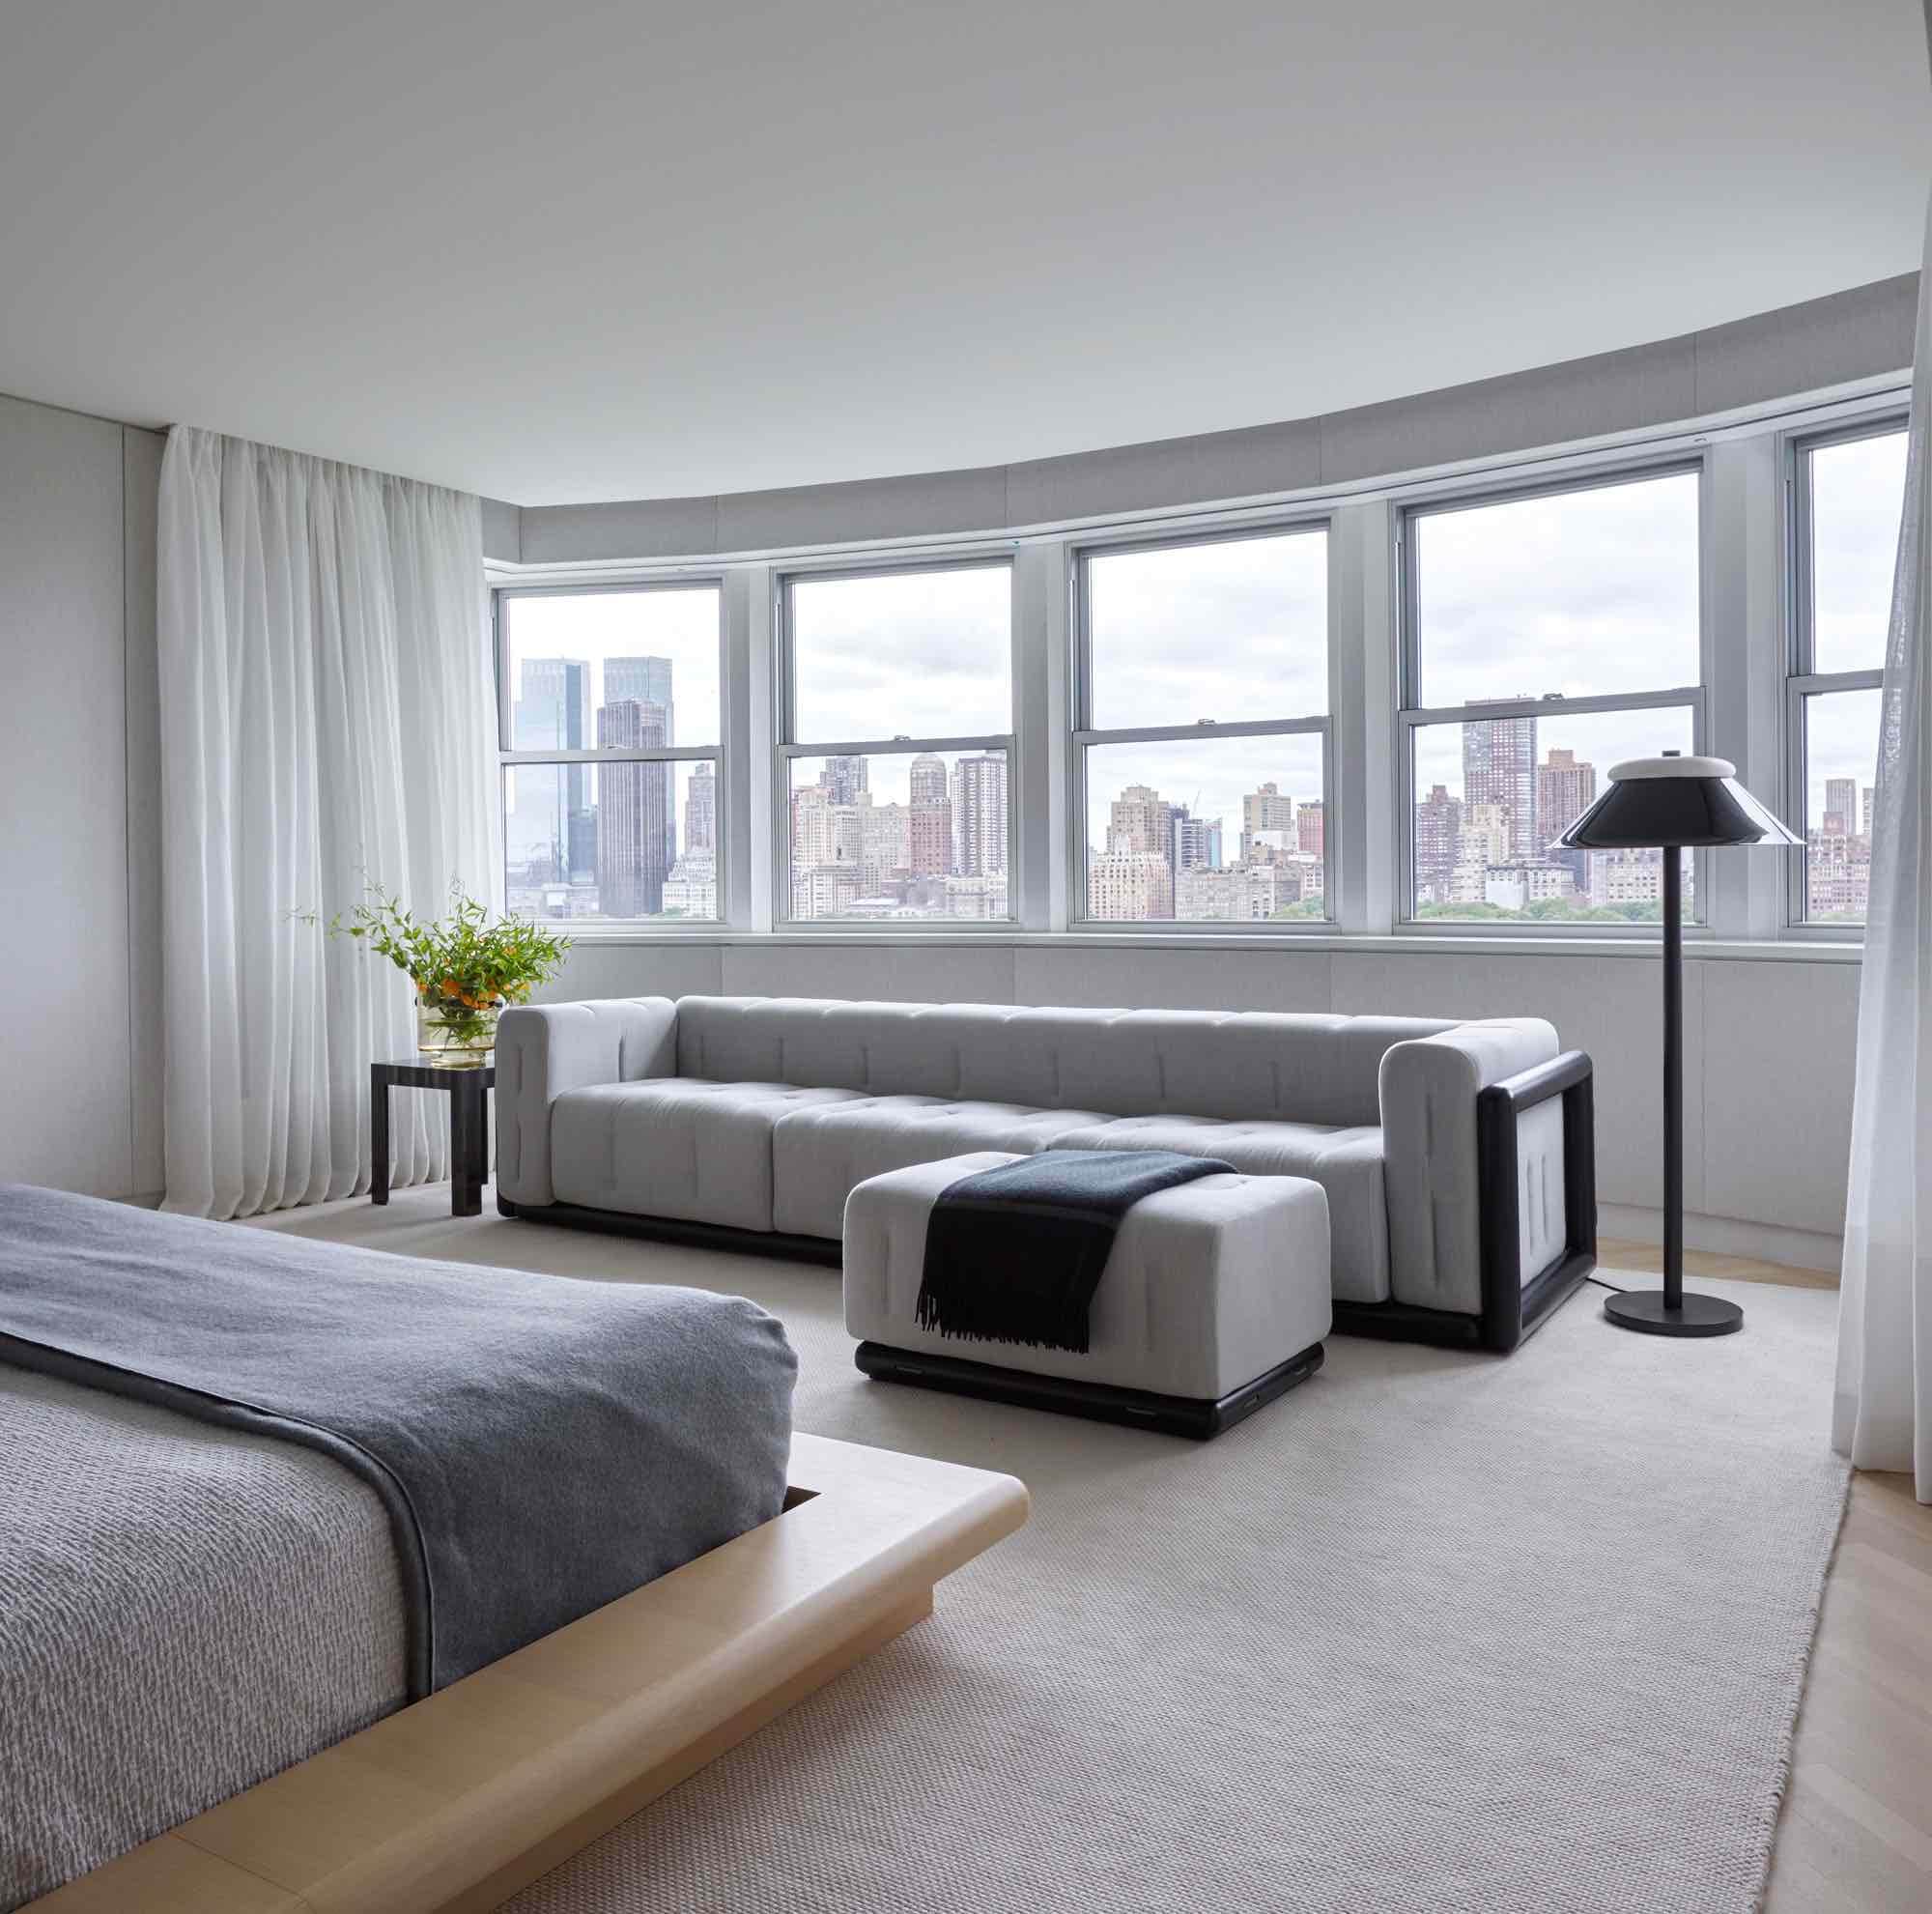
0;395;137;1198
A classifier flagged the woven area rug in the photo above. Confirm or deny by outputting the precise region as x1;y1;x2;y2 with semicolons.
265;1193;1849;1914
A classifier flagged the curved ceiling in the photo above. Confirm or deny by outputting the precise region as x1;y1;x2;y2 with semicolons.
1;1;1925;504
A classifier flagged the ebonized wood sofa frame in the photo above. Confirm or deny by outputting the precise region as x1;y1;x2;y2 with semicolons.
1330;1049;1597;1353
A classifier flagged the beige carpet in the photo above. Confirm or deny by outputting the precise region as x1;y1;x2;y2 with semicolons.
261;1189;1849;1914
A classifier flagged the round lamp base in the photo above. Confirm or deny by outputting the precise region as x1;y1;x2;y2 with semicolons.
1603;1289;1744;1338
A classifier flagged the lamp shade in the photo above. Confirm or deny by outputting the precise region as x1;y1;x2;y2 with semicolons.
1558;754;1802;851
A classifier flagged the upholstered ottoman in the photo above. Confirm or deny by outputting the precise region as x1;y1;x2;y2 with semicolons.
844;1151;1330;1438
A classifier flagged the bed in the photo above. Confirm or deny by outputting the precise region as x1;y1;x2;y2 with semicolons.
0;1186;1028;1912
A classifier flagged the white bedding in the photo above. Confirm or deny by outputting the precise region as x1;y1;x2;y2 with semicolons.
0;1367;408;1908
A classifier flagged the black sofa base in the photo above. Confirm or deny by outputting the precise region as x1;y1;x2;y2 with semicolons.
854;1338;1325;1440
496;1193;842;1268
1332;1248;1594;1351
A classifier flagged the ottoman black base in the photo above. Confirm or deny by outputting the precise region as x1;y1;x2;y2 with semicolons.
853;1338;1325;1441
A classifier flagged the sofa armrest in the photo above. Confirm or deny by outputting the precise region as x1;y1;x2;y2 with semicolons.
1378;1017;1560;1318
495;998;678;1208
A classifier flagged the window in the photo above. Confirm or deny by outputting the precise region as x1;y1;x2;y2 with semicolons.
780;562;1014;923
1401;468;1703;925
497;585;724;922
1075;527;1330;924
1788;421;1908;927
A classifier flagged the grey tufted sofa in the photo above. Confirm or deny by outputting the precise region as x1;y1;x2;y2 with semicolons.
494;995;1596;1351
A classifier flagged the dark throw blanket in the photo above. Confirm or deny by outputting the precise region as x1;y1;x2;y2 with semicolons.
0;1184;795;1697
916;1150;1234;1355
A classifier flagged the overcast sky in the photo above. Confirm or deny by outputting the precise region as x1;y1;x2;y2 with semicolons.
1414;469;1701;708
506;586;722;747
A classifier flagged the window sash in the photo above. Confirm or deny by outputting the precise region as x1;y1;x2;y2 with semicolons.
1395;695;1707;930
1783;675;1884;930
499;756;726;927
1070;719;1334;928
1398;458;1704;716
778;557;1016;751
1073;519;1331;734
775;740;1018;928
1781;414;1905;932
495;579;727;757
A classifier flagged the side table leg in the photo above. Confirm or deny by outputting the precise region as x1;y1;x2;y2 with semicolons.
371;1071;390;1206
451;1074;483;1217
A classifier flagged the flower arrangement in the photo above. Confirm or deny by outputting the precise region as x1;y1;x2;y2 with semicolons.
326;884;571;1063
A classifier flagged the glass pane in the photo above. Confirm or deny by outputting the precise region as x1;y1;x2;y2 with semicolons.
785;749;1009;922
1810;429;1908;675
1801;687;1881;925
789;566;1011;744
502;760;719;922
1086;528;1327;729
1082;732;1327;923
503;586;721;750
1409;705;1696;924
1412;471;1700;707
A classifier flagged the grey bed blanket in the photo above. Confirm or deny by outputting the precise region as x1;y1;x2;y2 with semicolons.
0;1183;796;1696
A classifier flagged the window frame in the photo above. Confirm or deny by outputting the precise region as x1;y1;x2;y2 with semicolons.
1781;414;1907;937
493;578;729;929
773;553;1020;931
1394;456;1712;937
1068;516;1336;933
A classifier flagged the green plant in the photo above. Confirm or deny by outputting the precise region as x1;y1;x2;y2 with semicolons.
324;884;571;1045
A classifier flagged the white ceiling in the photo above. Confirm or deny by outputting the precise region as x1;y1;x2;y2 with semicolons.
1;2;1925;506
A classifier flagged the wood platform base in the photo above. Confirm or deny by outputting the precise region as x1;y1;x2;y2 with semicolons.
29;1435;1027;1914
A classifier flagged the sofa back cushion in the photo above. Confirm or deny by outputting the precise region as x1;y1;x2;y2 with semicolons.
674;997;1456;1128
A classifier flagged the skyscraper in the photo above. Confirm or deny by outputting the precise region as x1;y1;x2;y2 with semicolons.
607;654;678;870
951;754;1007;876
1240;783;1294;862
907;752;952;875
595;700;670;916
604;656;674;738
1296;801;1324;858
823;756;868;806
1414;783;1463;904
1172;810;1223;871
514;658;595;882
1823;777;1857;838
683;762;716;856
1536;746;1596;887
1108;785;1172;856
1535;748;1595;843
1463;707;1537;859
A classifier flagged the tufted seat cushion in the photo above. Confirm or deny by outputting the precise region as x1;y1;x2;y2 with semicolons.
1047;1116;1389;1303
770;1098;1113;1239
551;1080;875;1232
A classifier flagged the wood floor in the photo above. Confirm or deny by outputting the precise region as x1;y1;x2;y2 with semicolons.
1599;1240;1932;1912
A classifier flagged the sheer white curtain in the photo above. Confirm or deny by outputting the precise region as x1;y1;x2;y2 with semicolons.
157;429;496;1219
1834;199;1932;1501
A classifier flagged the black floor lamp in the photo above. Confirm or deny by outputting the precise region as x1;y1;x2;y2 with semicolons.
1559;752;1803;1338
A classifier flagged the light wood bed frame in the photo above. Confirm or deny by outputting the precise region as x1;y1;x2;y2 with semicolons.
28;1433;1027;1914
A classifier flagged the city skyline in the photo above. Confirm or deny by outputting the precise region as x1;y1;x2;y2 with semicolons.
786;749;1009;921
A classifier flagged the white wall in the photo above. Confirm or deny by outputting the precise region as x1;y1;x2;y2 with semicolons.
538;938;1856;1271
0;394;165;1199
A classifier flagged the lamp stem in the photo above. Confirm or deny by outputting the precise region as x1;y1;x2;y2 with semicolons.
1662;850;1683;1310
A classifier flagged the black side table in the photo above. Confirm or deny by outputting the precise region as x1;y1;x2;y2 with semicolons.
371;1061;495;1217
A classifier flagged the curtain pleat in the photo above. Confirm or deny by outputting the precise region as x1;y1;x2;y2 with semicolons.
1833;189;1932;1501
157;429;491;1219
